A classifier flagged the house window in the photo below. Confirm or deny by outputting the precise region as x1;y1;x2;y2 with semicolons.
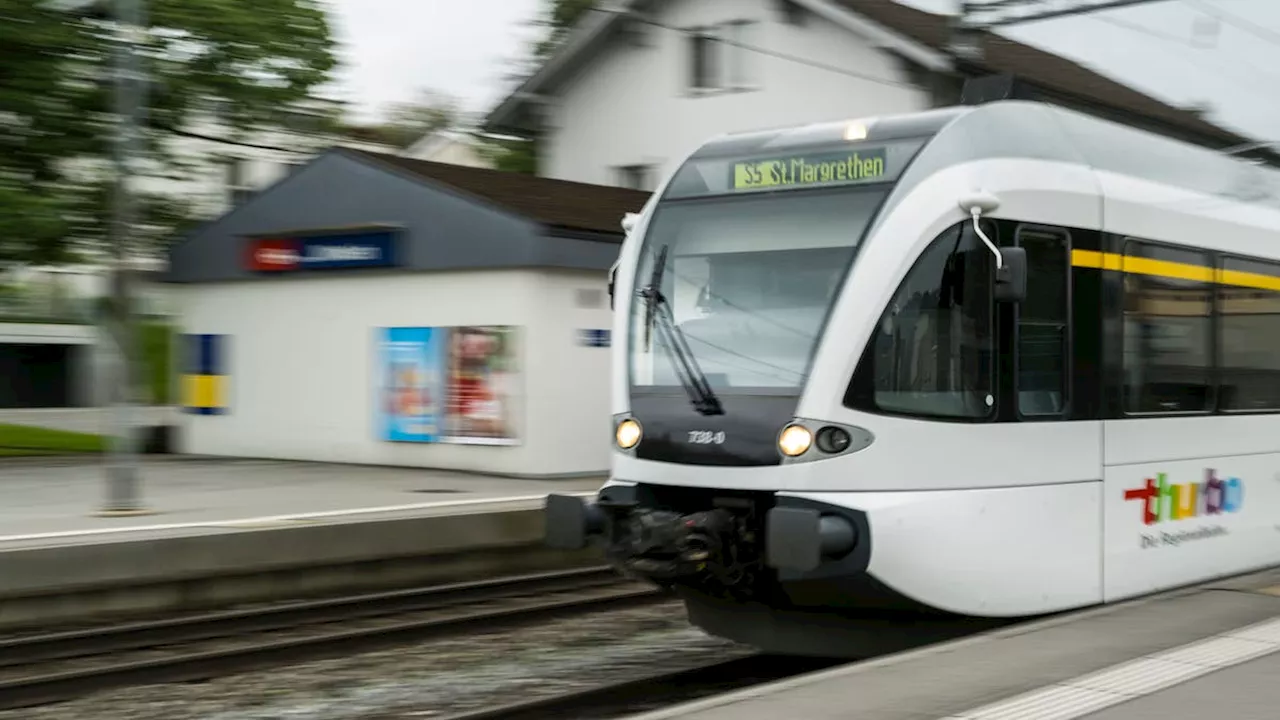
617;164;654;191
687;21;755;92
689;31;718;90
226;158;253;207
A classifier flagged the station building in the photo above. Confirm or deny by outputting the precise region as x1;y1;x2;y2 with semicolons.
165;148;649;478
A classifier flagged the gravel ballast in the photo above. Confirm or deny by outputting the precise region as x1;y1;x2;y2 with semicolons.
3;600;752;720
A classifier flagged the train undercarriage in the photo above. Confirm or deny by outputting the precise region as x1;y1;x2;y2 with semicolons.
545;483;1013;657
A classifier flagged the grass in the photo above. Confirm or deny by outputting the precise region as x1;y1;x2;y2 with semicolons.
0;423;107;456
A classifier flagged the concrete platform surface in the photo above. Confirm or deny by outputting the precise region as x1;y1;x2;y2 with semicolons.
0;406;178;435
0;457;604;629
1080;650;1279;720
624;567;1280;720
0;456;602;538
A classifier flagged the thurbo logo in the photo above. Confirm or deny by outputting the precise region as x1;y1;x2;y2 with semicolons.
1123;469;1244;526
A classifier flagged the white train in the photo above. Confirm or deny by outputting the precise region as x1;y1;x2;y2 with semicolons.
546;100;1280;656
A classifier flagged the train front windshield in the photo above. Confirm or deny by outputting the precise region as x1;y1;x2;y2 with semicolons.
628;186;886;392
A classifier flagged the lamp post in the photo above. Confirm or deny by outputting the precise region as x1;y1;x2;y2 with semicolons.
105;0;148;515
50;0;149;514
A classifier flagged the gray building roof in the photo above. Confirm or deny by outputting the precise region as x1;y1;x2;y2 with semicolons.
166;148;651;284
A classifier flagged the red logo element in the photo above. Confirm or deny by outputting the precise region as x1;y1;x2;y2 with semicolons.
246;238;301;271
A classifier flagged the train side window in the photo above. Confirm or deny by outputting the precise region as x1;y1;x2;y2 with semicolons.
855;220;996;420
1016;226;1070;416
1218;256;1280;412
1121;240;1213;414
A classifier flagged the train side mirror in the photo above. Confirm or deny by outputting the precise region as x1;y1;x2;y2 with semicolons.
995;246;1027;303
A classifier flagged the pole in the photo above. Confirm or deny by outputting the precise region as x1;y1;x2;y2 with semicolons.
965;0;1173;29
102;0;148;514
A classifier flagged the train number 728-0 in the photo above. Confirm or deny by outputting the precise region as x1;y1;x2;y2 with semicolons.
687;430;726;445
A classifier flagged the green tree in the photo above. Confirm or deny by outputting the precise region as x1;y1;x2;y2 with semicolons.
474;135;538;174
0;0;337;264
531;0;596;63
482;0;595;174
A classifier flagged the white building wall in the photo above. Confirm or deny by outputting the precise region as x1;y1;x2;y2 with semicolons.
175;268;613;477
525;268;615;476
542;0;931;187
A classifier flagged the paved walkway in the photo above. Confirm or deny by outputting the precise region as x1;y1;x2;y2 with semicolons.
623;569;1280;720
0;456;600;537
1080;649;1279;719
0;406;178;434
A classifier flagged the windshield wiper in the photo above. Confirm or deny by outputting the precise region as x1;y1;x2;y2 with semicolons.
639;245;723;416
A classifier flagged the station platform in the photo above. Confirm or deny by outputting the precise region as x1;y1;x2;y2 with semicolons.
0;455;600;537
0;456;602;628
627;567;1280;720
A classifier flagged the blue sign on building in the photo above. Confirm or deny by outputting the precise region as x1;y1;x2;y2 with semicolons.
299;230;398;269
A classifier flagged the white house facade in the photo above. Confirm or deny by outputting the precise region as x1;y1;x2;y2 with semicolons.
485;0;1270;189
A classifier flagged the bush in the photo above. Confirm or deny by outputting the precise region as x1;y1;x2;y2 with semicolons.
138;321;173;405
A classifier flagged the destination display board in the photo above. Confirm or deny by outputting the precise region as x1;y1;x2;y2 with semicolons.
731;148;888;191
663;137;923;200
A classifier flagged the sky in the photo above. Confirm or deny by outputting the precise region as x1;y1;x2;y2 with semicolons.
323;0;1280;143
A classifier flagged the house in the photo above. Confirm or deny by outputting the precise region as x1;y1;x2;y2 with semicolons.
483;0;1274;189
402;130;495;169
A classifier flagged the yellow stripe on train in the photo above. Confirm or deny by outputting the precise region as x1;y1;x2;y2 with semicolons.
1069;250;1280;292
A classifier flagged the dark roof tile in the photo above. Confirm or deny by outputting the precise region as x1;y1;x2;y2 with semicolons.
342;148;650;235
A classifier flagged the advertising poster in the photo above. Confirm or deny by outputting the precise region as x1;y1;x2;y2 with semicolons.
442;326;520;445
379;327;445;442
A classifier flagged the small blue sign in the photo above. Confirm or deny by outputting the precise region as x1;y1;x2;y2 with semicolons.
577;329;611;348
299;230;397;270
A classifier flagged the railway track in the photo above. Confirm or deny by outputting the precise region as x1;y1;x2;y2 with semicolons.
432;653;847;720
0;566;666;711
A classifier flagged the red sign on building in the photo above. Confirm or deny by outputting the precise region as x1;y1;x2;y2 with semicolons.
245;238;302;271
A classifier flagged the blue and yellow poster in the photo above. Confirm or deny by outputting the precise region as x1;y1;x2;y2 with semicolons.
379;327;445;442
182;334;228;415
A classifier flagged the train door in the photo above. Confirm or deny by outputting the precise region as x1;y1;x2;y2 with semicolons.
1004;221;1107;605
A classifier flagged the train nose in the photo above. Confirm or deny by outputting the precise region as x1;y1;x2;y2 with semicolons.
765;507;858;572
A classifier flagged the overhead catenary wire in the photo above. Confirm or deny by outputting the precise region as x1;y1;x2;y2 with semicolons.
962;0;1175;29
1088;13;1280;91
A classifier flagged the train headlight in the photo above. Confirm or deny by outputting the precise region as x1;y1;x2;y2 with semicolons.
616;418;642;449
777;424;812;457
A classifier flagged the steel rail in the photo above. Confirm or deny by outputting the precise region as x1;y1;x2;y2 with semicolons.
0;566;668;711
